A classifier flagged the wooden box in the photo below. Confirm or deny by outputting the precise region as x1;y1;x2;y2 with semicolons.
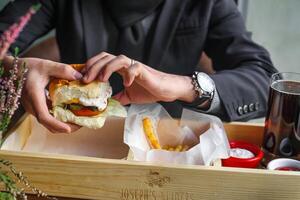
0;115;299;200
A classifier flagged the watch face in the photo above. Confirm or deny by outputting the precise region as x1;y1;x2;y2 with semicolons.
197;73;215;93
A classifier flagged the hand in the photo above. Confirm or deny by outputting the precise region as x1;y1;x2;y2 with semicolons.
20;57;82;133
82;52;197;105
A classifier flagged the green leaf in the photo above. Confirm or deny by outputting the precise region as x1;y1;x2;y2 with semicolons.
0;112;11;132
32;3;42;12
21;62;27;71
106;98;127;117
0;172;16;186
13;47;19;57
69;104;83;111
0;59;4;77
0;66;4;77
0;192;15;200
0;172;19;200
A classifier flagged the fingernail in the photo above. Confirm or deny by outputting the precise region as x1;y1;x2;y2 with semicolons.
74;71;83;80
62;127;71;134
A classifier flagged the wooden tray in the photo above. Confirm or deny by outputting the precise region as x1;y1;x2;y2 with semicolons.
0;116;299;200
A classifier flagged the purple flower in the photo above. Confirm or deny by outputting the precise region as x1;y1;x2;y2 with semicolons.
0;4;41;133
0;4;40;59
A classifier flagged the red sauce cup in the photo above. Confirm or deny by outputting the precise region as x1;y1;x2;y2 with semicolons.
267;158;300;171
222;141;264;168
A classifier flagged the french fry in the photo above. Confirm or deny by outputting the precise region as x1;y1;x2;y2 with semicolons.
142;117;161;149
175;145;183;152
162;145;169;150
162;144;189;152
168;147;174;151
142;117;190;152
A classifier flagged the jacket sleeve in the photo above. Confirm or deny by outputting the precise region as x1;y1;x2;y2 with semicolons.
0;0;55;53
204;0;278;121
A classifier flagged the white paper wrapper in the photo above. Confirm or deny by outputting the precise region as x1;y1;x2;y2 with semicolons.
124;104;230;166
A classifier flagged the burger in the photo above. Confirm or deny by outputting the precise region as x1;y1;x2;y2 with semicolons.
49;64;127;129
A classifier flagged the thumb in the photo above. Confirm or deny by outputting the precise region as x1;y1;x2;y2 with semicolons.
113;90;131;105
48;61;83;80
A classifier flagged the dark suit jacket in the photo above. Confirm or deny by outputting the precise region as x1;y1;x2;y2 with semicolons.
0;0;277;121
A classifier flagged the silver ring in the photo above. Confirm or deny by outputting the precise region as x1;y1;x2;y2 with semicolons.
130;59;136;68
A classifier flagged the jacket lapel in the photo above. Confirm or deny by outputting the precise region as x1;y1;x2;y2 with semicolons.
146;0;187;69
81;0;107;59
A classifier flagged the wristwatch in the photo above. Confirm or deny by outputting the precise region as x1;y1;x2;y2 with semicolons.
191;71;215;106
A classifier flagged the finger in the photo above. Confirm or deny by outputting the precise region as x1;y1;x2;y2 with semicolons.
101;54;130;82
131;65;158;89
46;61;82;80
67;123;81;132
82;54;114;83
82;52;111;74
123;62;142;87
29;84;72;133
112;90;131;105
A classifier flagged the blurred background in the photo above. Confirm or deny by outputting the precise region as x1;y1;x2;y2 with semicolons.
238;0;300;73
1;0;299;72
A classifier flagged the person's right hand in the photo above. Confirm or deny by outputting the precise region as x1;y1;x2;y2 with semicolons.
19;57;83;133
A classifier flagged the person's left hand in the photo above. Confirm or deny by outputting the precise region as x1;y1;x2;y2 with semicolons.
18;57;82;133
81;52;197;105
